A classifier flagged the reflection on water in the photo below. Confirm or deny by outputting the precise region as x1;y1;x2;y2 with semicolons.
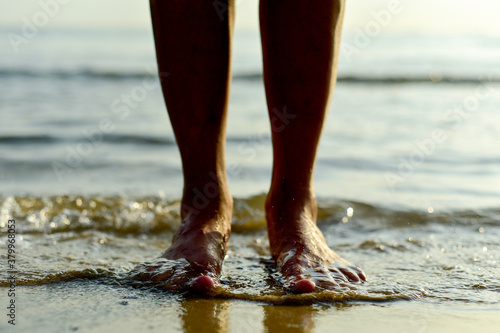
263;304;316;333
179;297;319;333
181;299;230;333
6;279;496;333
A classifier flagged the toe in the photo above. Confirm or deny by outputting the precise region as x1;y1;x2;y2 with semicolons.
351;266;367;282
189;275;218;292
354;267;366;282
292;279;316;293
328;268;349;283
317;279;340;291
338;267;360;282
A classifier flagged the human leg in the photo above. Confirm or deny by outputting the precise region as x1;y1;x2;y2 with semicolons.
259;0;366;293
134;0;235;292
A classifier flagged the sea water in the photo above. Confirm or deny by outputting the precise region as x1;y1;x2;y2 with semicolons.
1;26;500;332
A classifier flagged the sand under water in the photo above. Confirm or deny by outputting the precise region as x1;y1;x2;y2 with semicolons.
1;194;499;332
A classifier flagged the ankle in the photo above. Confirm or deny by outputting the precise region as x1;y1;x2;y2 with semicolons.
266;182;316;215
181;181;232;219
265;184;318;254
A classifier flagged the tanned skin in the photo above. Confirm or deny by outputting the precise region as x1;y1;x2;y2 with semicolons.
134;0;366;293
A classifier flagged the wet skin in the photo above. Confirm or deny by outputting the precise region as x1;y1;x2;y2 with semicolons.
135;0;366;293
266;191;366;293
133;190;366;293
132;192;232;292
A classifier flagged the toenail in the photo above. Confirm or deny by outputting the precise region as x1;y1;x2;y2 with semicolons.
293;279;316;293
190;276;218;292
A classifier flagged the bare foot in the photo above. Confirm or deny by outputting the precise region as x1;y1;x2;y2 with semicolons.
132;190;232;292
266;190;366;293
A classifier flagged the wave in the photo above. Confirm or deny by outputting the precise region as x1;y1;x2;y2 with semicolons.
0;134;58;144
0;133;176;146
0;133;272;146
0;264;422;304
0;67;149;80
1;194;499;236
0;67;497;84
1;193;498;306
0;269;418;304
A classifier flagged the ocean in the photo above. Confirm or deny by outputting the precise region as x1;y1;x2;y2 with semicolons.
1;23;500;333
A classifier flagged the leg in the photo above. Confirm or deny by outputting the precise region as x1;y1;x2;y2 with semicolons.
260;0;366;293
134;0;235;291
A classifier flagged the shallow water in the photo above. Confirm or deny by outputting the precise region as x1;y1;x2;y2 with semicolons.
9;281;500;333
1;194;500;331
1;24;500;333
1;194;499;301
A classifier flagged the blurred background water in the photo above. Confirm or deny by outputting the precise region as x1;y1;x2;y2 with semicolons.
0;1;499;332
1;0;500;209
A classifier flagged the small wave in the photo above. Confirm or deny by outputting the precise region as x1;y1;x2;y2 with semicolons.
0;67;497;84
0;133;274;146
208;287;417;304
0;68;149;80
2;194;499;236
337;75;496;84
0;268;120;287
101;133;175;145
2;193;497;307
0;133;175;146
0;134;59;144
1;265;418;304
235;73;500;84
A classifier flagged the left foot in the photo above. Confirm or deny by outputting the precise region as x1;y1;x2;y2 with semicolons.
266;190;366;293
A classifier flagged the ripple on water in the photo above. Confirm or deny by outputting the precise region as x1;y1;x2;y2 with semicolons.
1;194;499;306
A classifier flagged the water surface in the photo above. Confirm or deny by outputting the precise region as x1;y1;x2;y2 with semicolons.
1;28;499;332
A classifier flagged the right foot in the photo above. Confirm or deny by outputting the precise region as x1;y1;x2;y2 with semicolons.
132;189;232;292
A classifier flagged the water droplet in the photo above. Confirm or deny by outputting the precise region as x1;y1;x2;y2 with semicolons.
347;207;354;217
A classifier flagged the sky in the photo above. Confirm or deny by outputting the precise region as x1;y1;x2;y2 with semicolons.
1;0;500;35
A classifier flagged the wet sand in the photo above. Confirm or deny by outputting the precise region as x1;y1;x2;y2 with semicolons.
3;281;499;333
